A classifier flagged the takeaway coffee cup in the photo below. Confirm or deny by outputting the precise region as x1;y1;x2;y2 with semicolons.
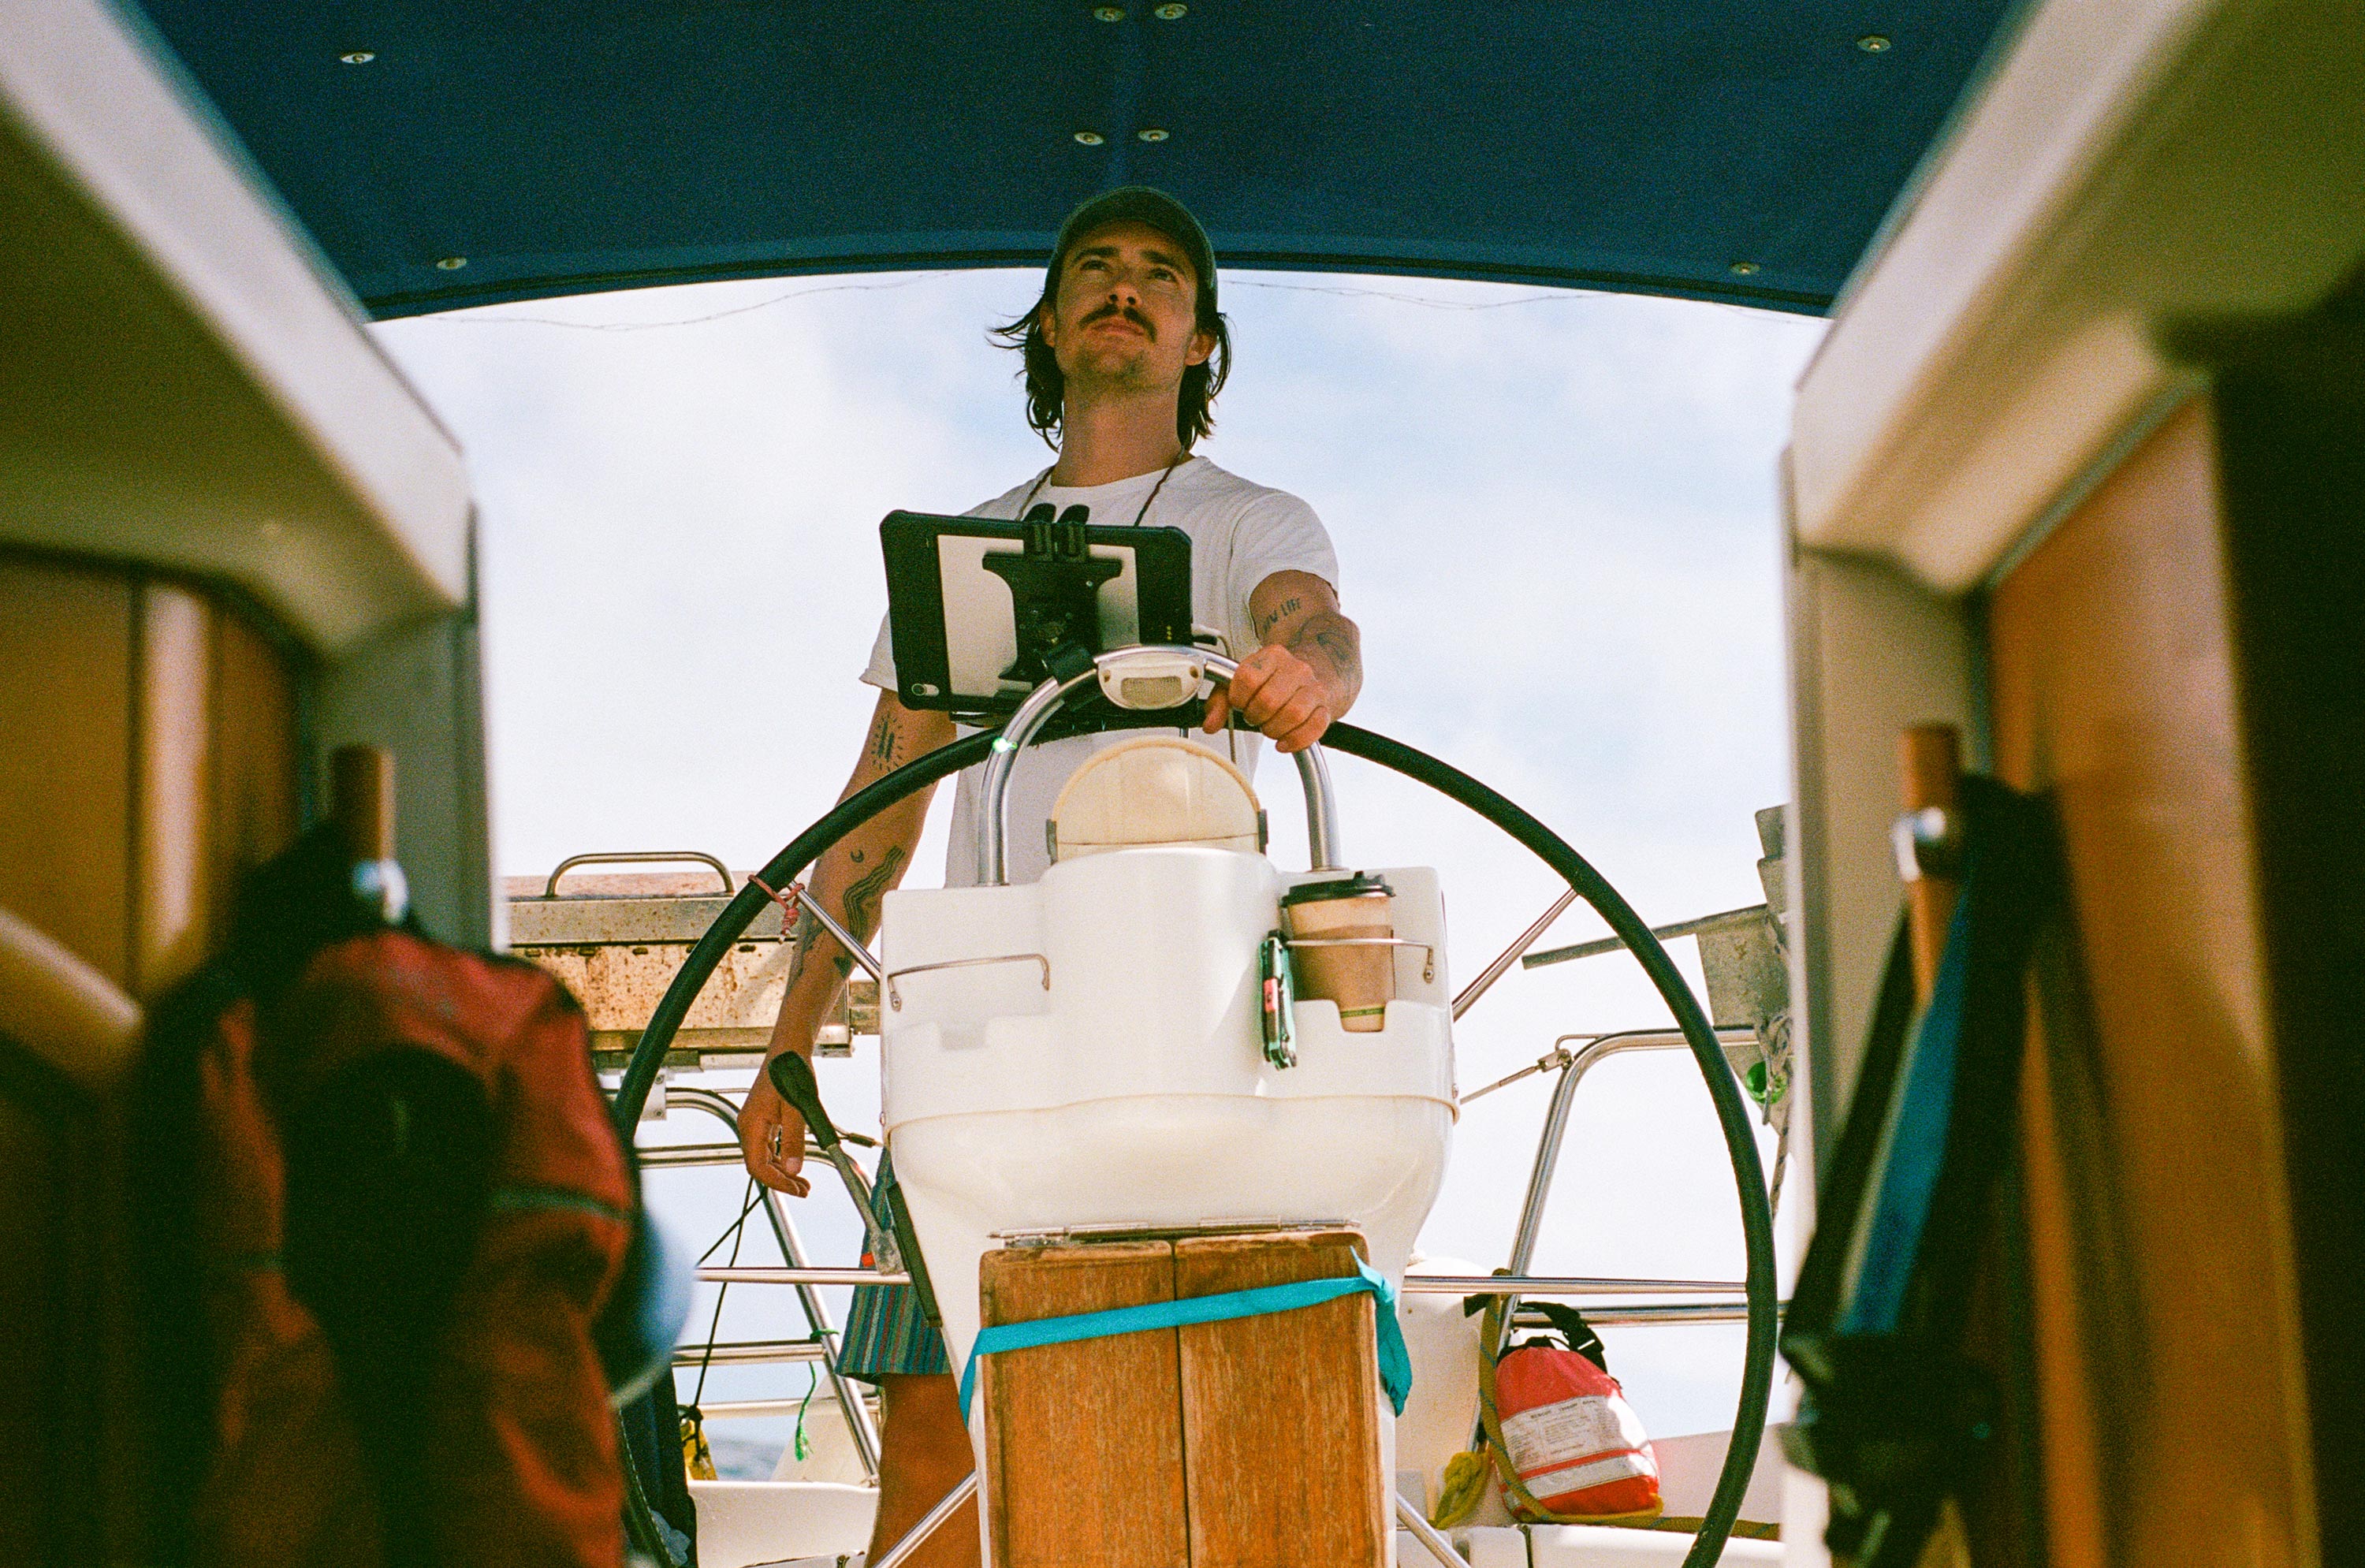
1280;873;1396;1033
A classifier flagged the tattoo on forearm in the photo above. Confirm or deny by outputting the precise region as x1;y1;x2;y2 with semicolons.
780;828;905;993
1310;625;1358;672
1257;595;1305;639
841;844;906;944
866;709;901;769
782;906;825;993
1288;613;1363;688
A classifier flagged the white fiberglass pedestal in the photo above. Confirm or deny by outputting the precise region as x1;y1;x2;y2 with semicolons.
878;844;1455;1509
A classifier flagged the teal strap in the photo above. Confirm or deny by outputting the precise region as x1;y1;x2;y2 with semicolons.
957;1256;1411;1420
487;1184;634;1226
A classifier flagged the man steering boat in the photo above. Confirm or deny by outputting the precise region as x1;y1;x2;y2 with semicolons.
737;187;1363;1566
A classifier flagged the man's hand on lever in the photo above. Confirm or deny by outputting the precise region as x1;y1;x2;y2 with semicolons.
740;691;952;1194
739;1061;814;1196
1203;570;1363;754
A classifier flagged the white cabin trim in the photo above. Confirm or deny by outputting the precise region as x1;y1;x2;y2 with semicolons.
0;0;469;651
1790;0;2365;590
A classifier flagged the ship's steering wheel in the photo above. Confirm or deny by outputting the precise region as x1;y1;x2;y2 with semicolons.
611;649;1777;1568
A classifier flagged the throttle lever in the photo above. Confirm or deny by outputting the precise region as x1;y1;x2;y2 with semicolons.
768;1052;901;1275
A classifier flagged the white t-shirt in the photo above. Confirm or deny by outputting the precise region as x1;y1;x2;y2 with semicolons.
862;456;1339;887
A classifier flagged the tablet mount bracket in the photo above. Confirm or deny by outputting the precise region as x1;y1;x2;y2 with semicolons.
981;504;1119;687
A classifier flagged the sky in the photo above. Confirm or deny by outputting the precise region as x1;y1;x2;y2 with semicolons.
372;268;1824;1453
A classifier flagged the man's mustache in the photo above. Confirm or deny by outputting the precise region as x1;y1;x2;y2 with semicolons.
1082;300;1156;339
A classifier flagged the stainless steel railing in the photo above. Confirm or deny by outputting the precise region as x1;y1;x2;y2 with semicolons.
669;1337;832;1369
1451;1022;1785;1453
642;1086;881;1480
1495;1028;1759;1280
975;647;1342;884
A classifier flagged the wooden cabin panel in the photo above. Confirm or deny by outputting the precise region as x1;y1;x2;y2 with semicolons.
207;604;300;939
0;1066;80;1566
0;558;300;1557
0;909;142;1567
1175;1231;1386;1568
2207;307;2365;1552
1987;395;2315;1568
0;557;301;996
0;554;134;985
132;582;212;996
979;1240;1188;1568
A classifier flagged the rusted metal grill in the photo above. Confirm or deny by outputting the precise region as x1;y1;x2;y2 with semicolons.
505;854;877;1072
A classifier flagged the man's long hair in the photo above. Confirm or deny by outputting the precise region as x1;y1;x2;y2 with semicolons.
992;281;1232;451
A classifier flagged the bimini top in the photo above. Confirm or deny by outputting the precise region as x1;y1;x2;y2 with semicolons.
132;0;2019;320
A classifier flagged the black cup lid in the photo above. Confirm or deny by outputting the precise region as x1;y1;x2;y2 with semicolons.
1280;872;1395;907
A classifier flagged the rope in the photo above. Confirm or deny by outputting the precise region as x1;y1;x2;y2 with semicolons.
747;873;804;927
956;1257;1412;1421
690;1179;762;1410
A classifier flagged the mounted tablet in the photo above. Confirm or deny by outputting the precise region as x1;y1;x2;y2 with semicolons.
881;505;1195;720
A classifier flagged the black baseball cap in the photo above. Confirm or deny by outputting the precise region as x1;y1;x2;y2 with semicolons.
1048;186;1219;318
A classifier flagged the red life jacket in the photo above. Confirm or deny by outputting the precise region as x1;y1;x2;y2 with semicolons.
162;929;635;1567
1478;1298;1663;1525
1492;1336;1662;1523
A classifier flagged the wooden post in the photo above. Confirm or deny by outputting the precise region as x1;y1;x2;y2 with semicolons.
330;743;394;862
976;1230;1387;1568
978;1241;1188;1568
1898;723;1962;1005
1175;1230;1386;1568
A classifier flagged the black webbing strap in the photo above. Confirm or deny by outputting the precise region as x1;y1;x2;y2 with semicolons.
1780;775;2061;1567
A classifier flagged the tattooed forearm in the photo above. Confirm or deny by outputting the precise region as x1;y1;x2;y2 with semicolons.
866;706;902;769
781;906;825;993
767;697;948;1069
840;844;906;944
1256;595;1305;639
780;838;907;996
1290;613;1363;687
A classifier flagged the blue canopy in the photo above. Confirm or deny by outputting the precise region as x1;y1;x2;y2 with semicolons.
132;1;2017;319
